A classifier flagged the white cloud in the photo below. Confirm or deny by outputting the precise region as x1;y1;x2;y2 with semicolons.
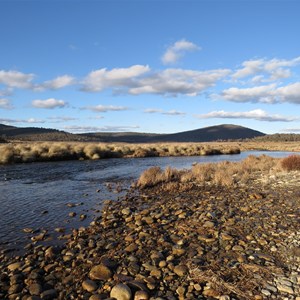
32;98;67;109
36;75;75;91
162;39;201;65
130;68;230;96
220;81;300;104
83;105;128;112
47;116;78;122
64;125;139;133
0;98;13;109
0;70;34;89
82;65;150;92
163;110;186;116
221;84;278;103
196;109;298;122
232;56;300;81
144;108;185;115
281;128;300;133
276;82;300;104
0;117;45;124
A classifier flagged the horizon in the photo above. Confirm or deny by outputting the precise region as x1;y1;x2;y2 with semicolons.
1;0;300;135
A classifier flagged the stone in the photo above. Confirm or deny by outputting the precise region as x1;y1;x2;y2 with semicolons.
276;283;294;294
7;262;23;271
110;283;132;300
89;264;112;280
82;279;98;292
134;290;149;300
173;265;188;277
29;283;43;295
125;243;138;253
40;289;57;299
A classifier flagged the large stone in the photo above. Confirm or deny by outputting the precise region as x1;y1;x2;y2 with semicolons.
110;283;132;300
173;265;188;277
29;283;43;295
89;264;112;280
82;279;98;292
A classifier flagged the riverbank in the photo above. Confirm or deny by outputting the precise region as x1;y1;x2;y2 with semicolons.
0;156;299;299
1;140;300;164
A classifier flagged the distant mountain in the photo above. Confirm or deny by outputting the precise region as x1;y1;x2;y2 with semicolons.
0;123;265;143
0;124;90;142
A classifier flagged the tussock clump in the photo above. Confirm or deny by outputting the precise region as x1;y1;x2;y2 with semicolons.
137;166;182;188
281;154;300;171
137;155;280;189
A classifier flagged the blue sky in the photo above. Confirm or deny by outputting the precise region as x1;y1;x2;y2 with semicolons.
1;0;300;134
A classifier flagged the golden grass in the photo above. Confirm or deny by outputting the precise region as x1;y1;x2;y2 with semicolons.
0;140;299;164
137;154;285;189
0;142;241;164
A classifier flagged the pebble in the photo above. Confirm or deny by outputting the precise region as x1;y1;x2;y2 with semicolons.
89;264;112;280
110;283;132;300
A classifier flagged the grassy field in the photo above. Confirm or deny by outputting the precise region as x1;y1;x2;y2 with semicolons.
0;141;299;164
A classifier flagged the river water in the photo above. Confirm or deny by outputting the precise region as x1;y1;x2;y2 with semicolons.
0;151;295;251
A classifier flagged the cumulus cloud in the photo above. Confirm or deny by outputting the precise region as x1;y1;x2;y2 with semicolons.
162;39;201;65
144;108;163;114
196;109;298;122
130;68;230;96
0;98;13;109
36;75;76;91
64;125;139;133
232;56;300;81
220;81;300;104
32;98;67;109
82;65;150;92
82;105;128;112
0;70;34;89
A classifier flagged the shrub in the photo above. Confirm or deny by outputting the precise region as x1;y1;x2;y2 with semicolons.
281;154;300;171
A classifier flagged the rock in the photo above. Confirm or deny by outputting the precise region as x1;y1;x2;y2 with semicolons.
89;264;112;280
173;265;188;277
40;289;57;299
110;283;132;300
7;262;23;271
125;243;138;253
276;283;294;294
134;290;149;300
82;279;98;292
29;283;43;295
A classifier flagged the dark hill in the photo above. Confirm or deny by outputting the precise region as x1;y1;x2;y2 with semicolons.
85;124;265;143
0;123;265;143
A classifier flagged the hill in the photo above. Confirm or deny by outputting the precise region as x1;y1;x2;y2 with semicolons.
0;123;265;143
0;124;91;142
85;124;265;143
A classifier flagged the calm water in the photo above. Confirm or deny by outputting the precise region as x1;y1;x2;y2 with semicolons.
0;151;296;250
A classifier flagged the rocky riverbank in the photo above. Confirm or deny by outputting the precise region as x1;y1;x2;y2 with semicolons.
0;170;299;299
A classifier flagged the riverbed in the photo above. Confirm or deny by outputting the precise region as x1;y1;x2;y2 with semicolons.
0;151;296;251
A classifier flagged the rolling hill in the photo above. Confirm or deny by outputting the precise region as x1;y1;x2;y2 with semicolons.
0;123;265;143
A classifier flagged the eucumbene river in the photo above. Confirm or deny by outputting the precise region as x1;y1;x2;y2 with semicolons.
0;151;296;252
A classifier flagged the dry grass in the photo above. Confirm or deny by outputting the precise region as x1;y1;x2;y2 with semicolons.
281;154;300;171
0;142;241;164
137;155;286;189
0;140;299;164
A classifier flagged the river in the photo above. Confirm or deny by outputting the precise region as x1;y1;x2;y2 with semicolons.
0;151;295;251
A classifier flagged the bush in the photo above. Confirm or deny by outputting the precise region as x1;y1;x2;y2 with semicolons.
281;154;300;171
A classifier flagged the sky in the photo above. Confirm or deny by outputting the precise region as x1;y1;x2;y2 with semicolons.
1;0;300;135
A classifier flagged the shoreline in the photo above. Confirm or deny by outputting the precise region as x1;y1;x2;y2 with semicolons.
1;141;300;165
1;158;299;299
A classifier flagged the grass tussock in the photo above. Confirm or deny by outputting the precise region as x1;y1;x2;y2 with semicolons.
281;154;300;171
137;155;285;189
0;142;241;164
